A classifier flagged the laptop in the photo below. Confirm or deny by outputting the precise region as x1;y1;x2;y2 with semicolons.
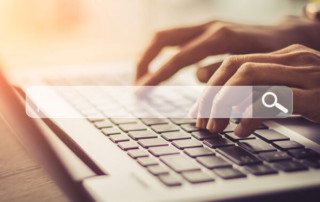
1;63;320;201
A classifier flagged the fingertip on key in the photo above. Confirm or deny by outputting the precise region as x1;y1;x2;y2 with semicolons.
196;118;202;128
234;124;248;138
202;120;207;129
206;119;214;131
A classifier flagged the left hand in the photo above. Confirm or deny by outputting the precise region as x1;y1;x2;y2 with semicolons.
135;16;320;86
190;44;320;137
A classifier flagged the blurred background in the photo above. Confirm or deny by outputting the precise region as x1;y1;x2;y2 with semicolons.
0;0;307;70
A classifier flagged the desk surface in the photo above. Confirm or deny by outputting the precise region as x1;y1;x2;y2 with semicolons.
0;116;68;202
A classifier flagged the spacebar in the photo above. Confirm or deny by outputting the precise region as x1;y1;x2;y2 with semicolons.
217;146;262;165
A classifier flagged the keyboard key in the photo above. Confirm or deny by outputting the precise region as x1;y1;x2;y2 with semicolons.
245;164;277;175
203;138;234;148
181;124;200;132
170;118;196;125
225;133;255;142
127;149;148;159
197;156;231;169
137;157;159;167
273;141;304;150
238;139;276;153
161;131;191;141
184;147;215;158
257;124;269;130
128;130;158;140
147;165;169;175
101;127;122;135
254;130;289;142
94;120;113;129
158;175;182;186
287;149;320;159
213;168;246;179
172;139;203;149
87;117;105;122
217;146;262;165
160;154;201;173
259;151;291;162
138;138;168;148
151;124;180;133
83;110;102;117
149;146;180;156
109;134;130;143
192;131;221;140
119;123;147;132
181;171;215;183
110;118;138;125
272;161;308;172
301;158;320;168
141;118;168;125
223;124;237;133
118;141;139;150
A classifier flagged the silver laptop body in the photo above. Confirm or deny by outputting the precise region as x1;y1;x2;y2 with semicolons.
4;63;320;202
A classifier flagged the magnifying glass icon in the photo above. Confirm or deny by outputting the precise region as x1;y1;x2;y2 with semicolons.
262;92;288;113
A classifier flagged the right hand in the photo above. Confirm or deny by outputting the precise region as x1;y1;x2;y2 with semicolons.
190;44;320;137
135;16;320;86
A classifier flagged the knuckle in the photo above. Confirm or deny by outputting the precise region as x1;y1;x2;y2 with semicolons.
213;22;227;29
283;49;320;64
298;51;319;63
152;30;167;44
208;22;235;36
237;62;257;77
222;55;241;68
216;25;234;36
218;55;244;74
287;43;306;50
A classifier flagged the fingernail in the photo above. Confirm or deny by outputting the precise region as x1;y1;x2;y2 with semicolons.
196;118;202;128
234;124;244;137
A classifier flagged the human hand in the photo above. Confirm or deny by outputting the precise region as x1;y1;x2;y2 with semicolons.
189;44;320;137
135;16;320;86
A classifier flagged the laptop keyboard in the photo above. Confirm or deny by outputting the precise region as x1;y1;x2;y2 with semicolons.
44;76;320;187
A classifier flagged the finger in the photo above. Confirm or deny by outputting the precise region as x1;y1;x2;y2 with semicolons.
235;118;265;137
135;23;212;82
206;63;310;133
136;20;240;86
196;53;314;126
206;118;229;133
136;32;214;86
271;44;320;56
225;63;310;88
196;62;222;83
196;53;288;128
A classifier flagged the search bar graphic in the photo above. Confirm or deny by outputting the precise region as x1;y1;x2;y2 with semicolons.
262;92;288;114
26;86;293;119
